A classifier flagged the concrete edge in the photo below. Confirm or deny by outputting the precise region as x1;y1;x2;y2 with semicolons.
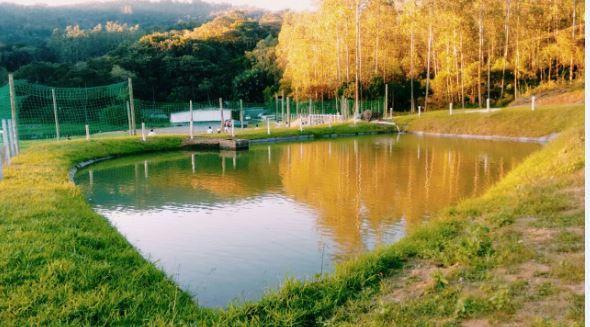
68;156;113;181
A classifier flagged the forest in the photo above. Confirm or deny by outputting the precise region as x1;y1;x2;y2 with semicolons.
0;0;585;109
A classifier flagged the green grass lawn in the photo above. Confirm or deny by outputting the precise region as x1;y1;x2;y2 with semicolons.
393;104;584;138
0;108;584;325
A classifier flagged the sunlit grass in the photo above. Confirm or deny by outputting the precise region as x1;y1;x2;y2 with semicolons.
394;104;584;138
0;107;583;324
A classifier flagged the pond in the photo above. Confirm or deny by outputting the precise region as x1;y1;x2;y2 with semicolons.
75;134;541;307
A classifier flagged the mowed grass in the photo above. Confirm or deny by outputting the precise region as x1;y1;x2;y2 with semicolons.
394;104;584;137
0;122;397;325
323;114;585;325
0;108;584;325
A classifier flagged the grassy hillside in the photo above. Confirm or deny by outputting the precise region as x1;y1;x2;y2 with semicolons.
394;104;583;138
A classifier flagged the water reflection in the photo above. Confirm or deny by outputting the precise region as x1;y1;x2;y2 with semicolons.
75;135;540;307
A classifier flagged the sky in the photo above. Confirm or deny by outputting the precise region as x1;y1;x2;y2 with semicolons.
0;0;315;11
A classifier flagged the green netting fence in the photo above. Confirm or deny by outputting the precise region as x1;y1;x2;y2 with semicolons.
0;80;130;140
0;79;389;143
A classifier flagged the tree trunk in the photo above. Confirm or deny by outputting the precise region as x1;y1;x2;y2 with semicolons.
424;24;432;111
460;32;465;109
570;0;576;82
499;0;511;99
410;26;415;113
478;2;483;107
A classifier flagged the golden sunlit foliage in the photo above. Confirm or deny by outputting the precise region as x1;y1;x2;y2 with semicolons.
277;0;584;107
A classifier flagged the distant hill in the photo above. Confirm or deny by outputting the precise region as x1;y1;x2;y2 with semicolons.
0;0;232;46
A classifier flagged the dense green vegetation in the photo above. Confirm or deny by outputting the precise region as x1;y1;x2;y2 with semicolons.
0;105;583;324
2;0;583;110
0;3;281;103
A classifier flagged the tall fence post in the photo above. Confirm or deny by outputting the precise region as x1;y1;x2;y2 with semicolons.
141;122;146;141
85;124;90;141
449;102;453;115
6;120;14;157
239;99;244;129
281;90;285;124
231;118;235;137
418;105;422;117
274;94;278;122
1;119;10;161
10;120;18;154
384;83;388;116
8;74;19;154
299;114;303;132
286;96;291;127
51;88;60;140
128;78;136;135
486;98;491;112
219;98;224;131
189;100;194;140
126;101;132;135
531;96;536;111
308;98;312;125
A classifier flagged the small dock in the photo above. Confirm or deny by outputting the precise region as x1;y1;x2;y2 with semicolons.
181;138;250;151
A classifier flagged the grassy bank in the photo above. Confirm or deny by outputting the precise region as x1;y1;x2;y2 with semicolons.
0;111;583;325
0;122;396;325
324;126;584;325
394;104;583;138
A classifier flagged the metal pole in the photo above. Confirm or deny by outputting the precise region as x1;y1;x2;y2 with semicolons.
308;98;312;125
231;118;235;137
486;98;491;112
286;96;291;127
141;122;146;141
449;102;453;115
85;124;90;141
384;83;388;116
274;94;278;122
126;101;132;135
6;120;14;156
299;114;303;132
281;90;285;124
1;119;11;160
189;100;194;140
8;74;19;154
219;98;224;131
51;88;60;140
418;105;421;117
240;99;244;129
128;78;136;135
531;96;536;111
266;118;270;135
9;119;18;155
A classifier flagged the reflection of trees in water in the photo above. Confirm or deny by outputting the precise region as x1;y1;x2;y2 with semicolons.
278;136;535;257
82;150;285;207
80;136;537;258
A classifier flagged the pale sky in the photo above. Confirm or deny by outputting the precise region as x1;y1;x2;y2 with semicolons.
0;0;315;11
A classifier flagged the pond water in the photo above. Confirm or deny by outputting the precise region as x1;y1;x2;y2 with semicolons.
75;134;540;307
